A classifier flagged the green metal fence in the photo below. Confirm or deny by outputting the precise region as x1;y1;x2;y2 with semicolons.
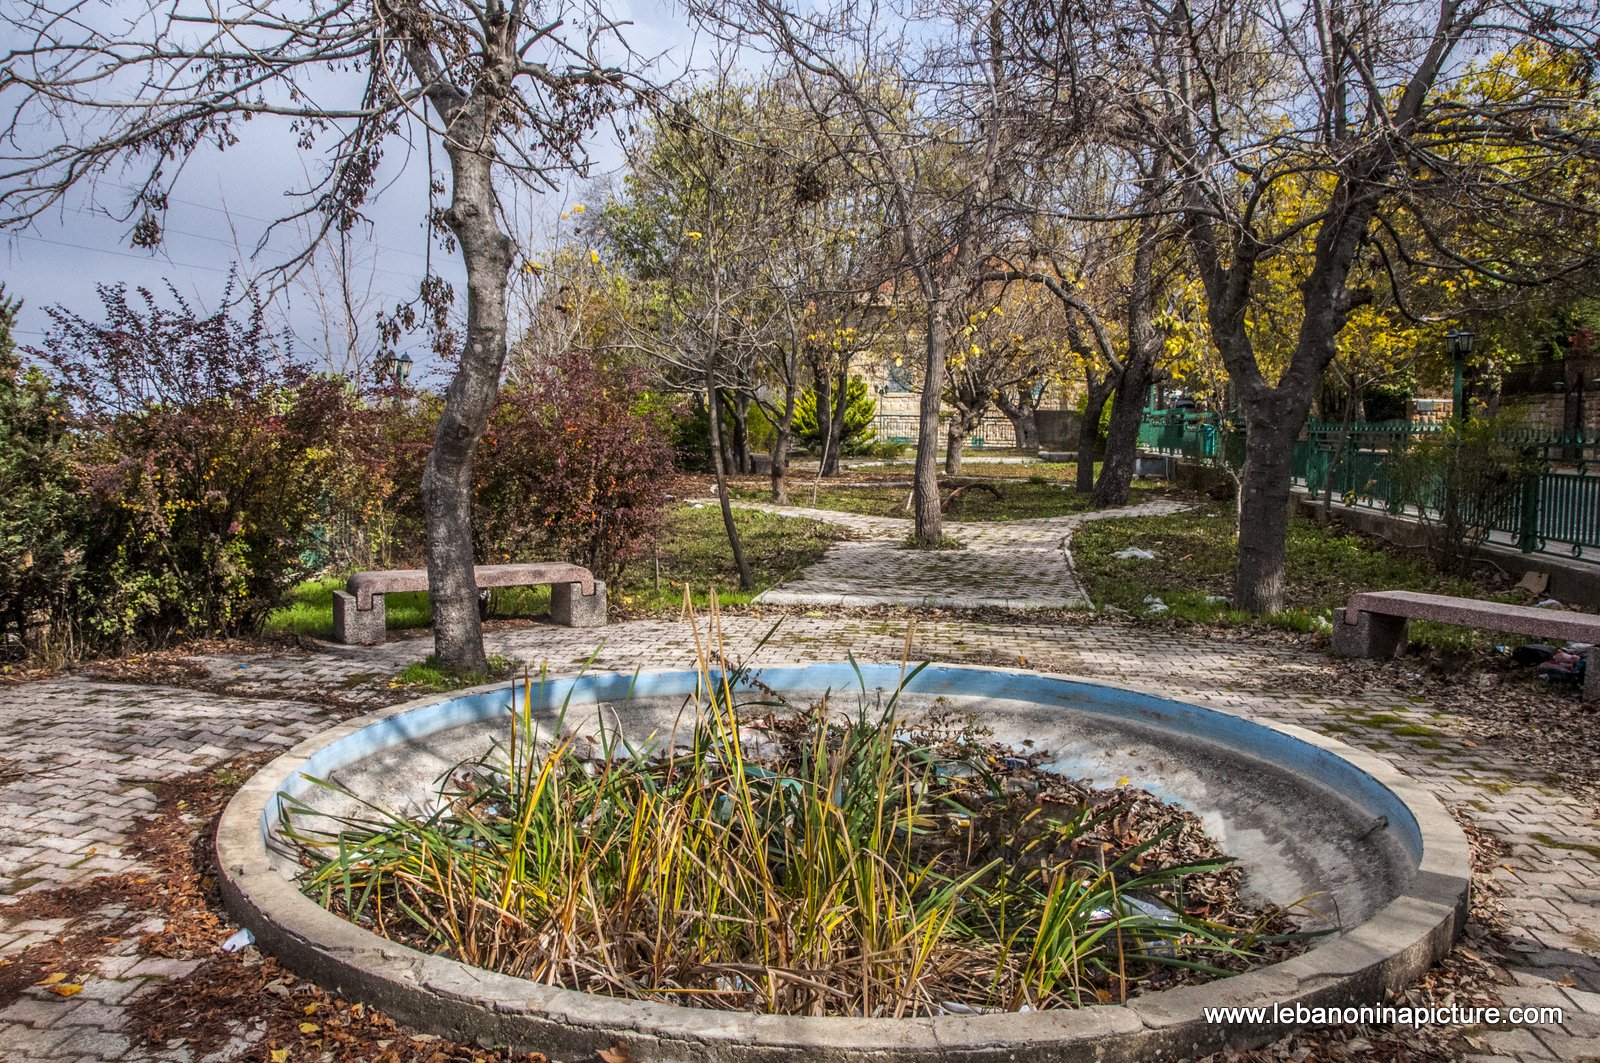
1136;412;1600;562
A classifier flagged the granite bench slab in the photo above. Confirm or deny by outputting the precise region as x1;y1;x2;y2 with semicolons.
1331;589;1597;702
333;563;604;645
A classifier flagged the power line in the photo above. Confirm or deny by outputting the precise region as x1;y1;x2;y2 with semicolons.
39;199;442;285
10;233;236;276
110;184;438;262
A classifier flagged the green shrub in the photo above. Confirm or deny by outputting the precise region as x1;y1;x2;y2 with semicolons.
793;374;878;456
1388;413;1540;573
0;288;84;662
659;393;712;472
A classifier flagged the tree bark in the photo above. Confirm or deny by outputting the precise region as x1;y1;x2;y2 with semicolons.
1232;394;1309;614
1077;380;1113;494
714;387;737;475
730;390;752;474
1318;386;1358;528
823;367;848;477
995;390;1039;451
1095;207;1162;508
944;407;983;475
770;427;791;504
911;302;948;544
422;149;511;676
1094;356;1153;507
706;368;753;590
945;419;964;476
813;361;835;474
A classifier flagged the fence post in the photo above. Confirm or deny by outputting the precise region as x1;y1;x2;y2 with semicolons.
1518;449;1540;554
1341;433;1357;499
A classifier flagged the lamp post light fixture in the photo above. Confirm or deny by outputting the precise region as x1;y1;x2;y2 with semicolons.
1446;326;1476;421
379;351;414;388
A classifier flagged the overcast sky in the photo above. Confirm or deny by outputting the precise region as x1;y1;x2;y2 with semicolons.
1;0;706;387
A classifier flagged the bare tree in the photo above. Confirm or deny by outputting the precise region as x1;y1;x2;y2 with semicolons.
2;0;635;671
942;279;1067;473
1113;0;1600;612
293;228;388;383
605;77;814;590
698;0;1073;545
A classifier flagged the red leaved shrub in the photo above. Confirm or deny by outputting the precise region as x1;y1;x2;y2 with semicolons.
474;350;673;580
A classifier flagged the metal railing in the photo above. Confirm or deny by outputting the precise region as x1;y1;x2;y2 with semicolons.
874;413;1018;448
1136;412;1600;563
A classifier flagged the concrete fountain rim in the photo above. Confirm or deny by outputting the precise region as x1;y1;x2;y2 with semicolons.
215;662;1470;1063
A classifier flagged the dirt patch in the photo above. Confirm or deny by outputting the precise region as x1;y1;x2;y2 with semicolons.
131;951;549;1062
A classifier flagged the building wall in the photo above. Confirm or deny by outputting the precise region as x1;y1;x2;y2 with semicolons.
1500;357;1600;435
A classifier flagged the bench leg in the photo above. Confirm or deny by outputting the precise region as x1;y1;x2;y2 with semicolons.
332;591;387;645
551;580;606;628
1331;610;1408;659
1586;648;1598;706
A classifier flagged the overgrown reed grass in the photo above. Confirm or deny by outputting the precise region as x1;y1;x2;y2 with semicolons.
281;597;1303;1016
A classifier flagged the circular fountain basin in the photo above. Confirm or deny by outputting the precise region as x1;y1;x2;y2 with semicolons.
216;664;1469;1063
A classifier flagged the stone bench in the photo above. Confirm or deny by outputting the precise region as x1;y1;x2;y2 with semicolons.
1331;590;1598;703
332;562;605;645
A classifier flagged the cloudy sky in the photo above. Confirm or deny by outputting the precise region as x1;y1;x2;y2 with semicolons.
1;0;708;385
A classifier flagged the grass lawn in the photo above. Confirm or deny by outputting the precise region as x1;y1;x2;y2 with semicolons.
264;503;841;638
735;476;1164;521
1072;507;1517;649
958;461;1105;483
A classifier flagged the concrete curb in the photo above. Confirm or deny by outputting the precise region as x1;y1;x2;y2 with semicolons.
757;591;1085;610
217;666;1471;1062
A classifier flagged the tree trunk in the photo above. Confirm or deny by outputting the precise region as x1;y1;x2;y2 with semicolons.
814;363;835;473
911;302;948;544
994;387;1040;452
1077;382;1112;493
1318;386;1358;528
730;390;752;474
1094;357;1153;506
1232;397;1307;615
945;417;966;476
423;150;511;676
1010;404;1039;451
1095;207;1161;508
770;426;791;504
823;367;848;477
715;387;737;476
706;369;753;590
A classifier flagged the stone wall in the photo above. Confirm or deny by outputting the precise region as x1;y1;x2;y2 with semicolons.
1499;356;1600;435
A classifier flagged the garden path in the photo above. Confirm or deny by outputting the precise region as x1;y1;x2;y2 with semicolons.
731;496;1191;610
0;615;1596;1060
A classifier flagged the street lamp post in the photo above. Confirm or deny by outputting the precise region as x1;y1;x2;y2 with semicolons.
1446;326;1476;421
379;351;414;389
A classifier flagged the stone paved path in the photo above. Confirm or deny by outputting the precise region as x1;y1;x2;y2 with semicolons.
2;615;1599;1060
738;497;1189;610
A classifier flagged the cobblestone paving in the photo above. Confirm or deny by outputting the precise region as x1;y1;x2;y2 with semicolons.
738;497;1189;610
2;615;1598;1060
